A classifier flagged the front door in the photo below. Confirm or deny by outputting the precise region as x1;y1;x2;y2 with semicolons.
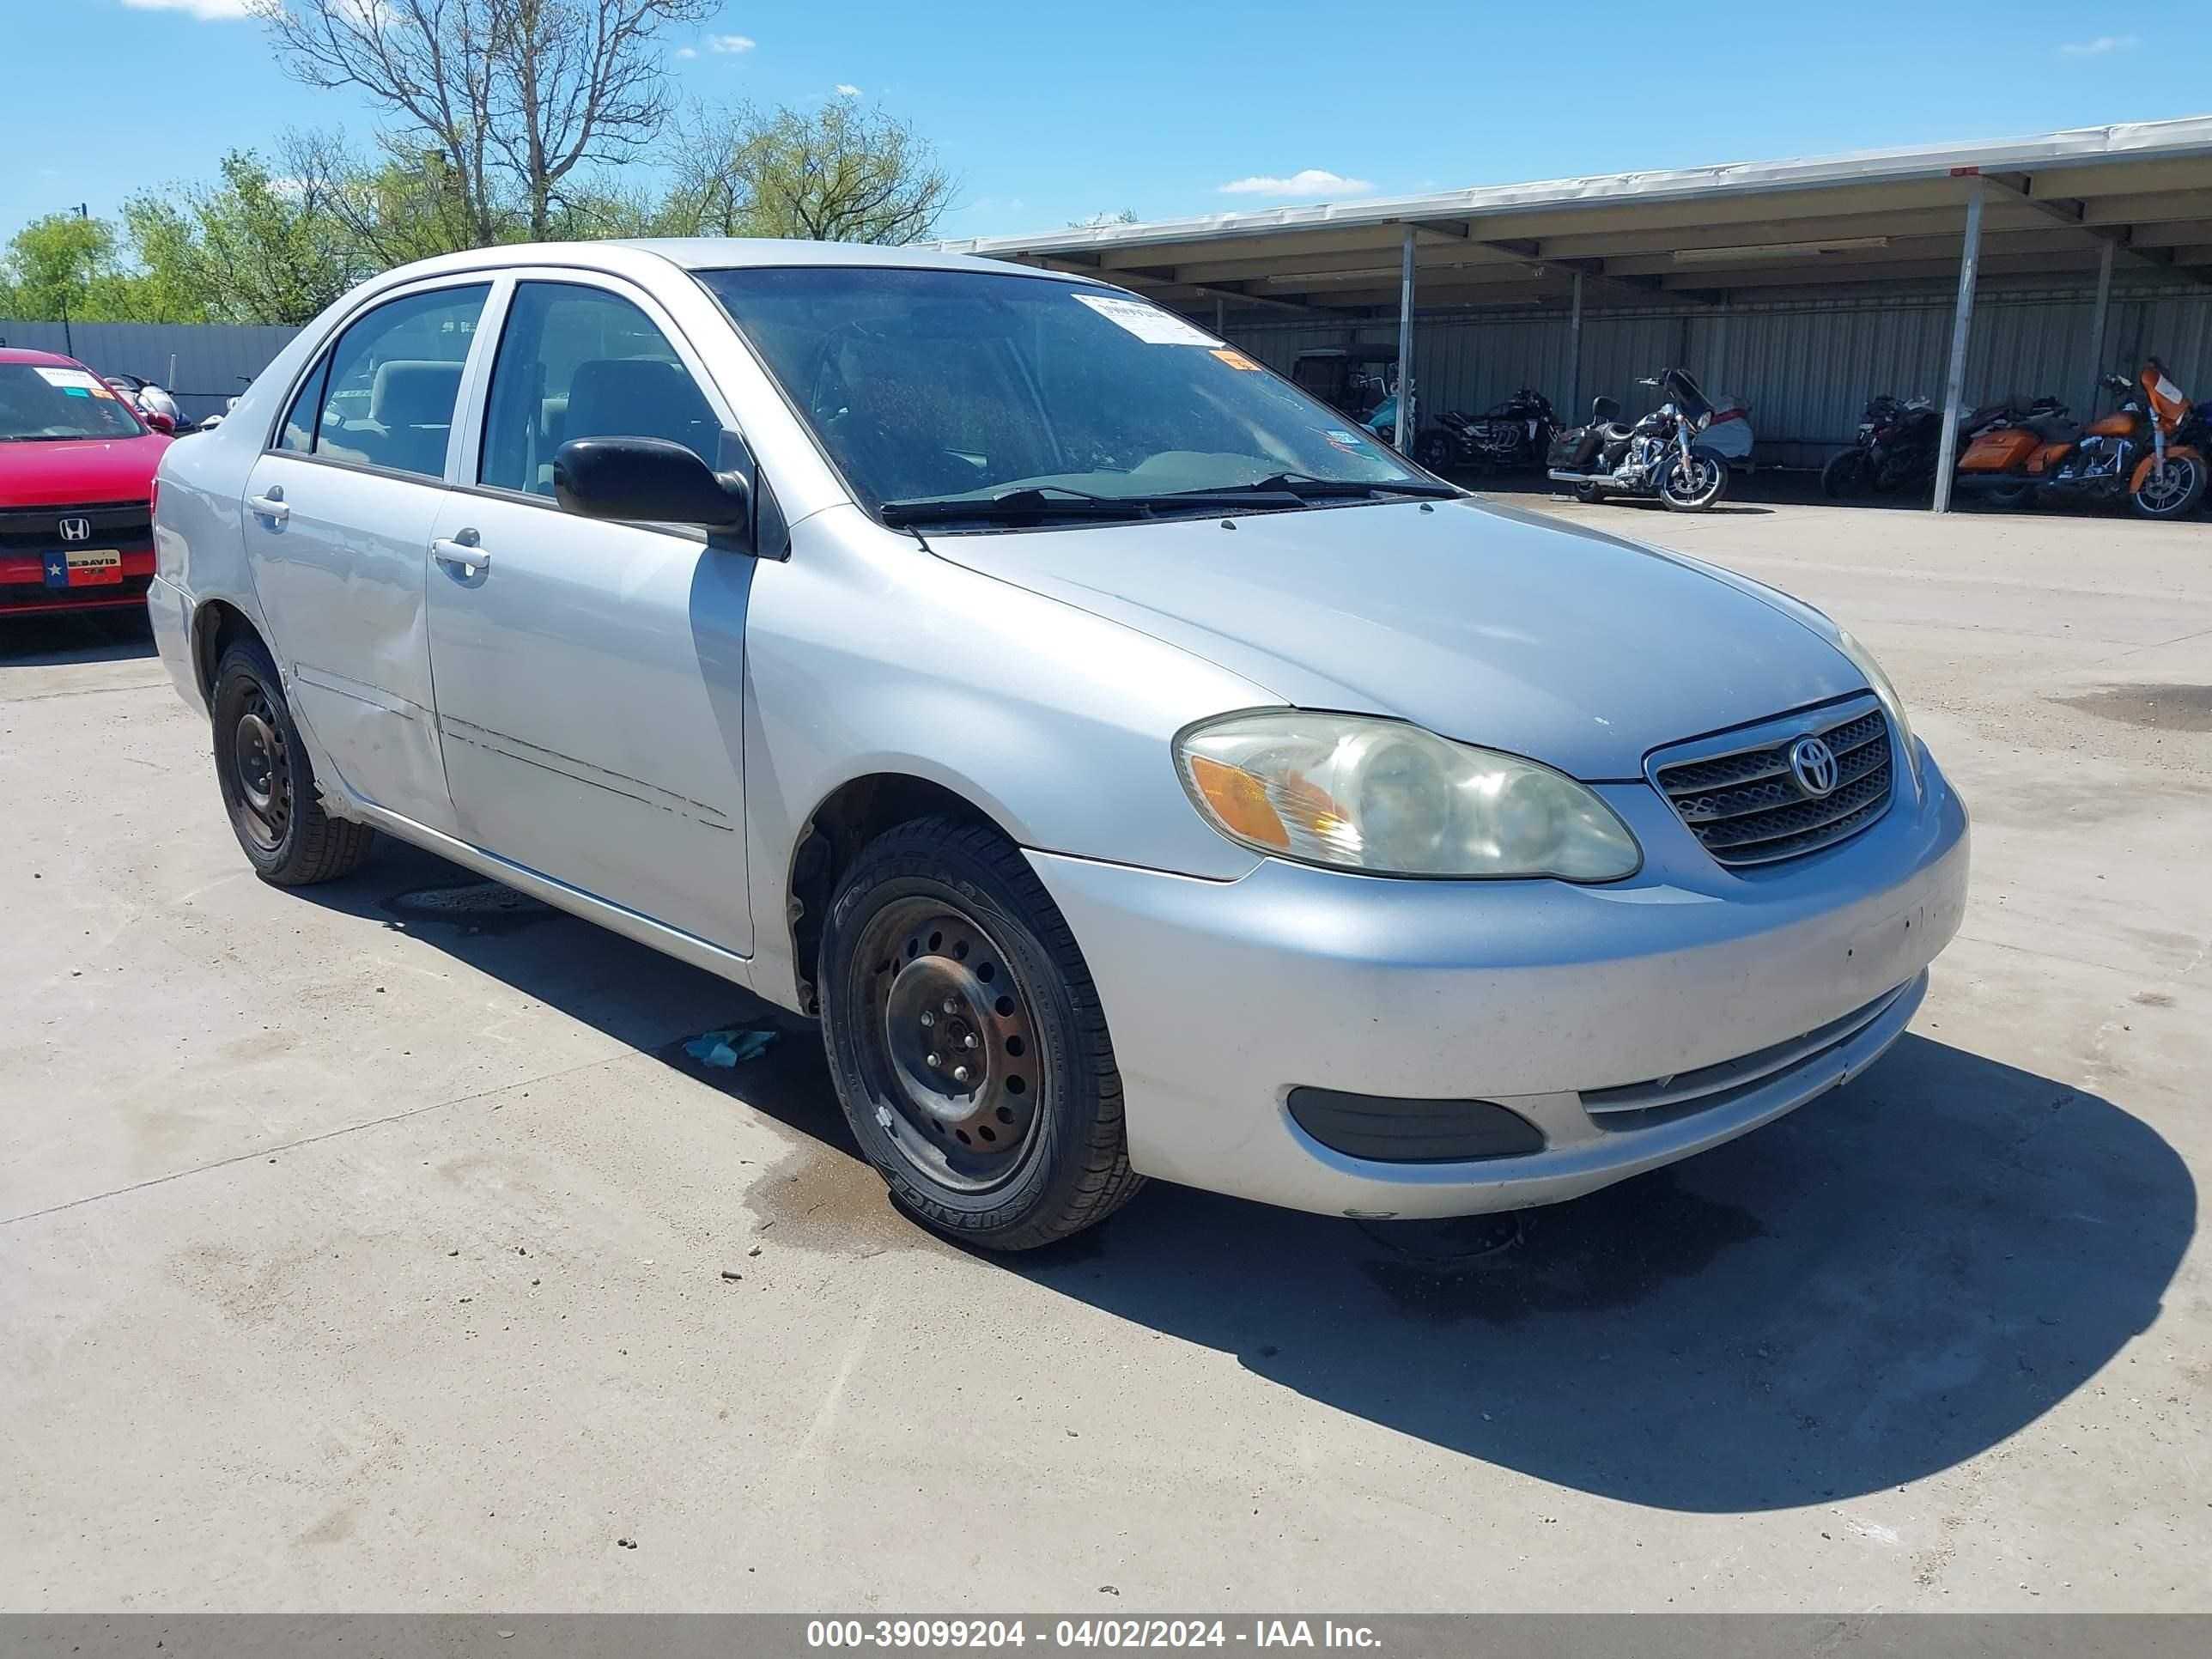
424;276;754;954
240;281;491;834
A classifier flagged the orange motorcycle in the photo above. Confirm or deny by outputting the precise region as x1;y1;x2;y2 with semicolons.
1953;360;2208;519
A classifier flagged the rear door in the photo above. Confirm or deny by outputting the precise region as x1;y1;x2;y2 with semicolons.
423;274;754;953
240;280;490;834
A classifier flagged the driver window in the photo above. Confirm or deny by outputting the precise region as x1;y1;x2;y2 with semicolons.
480;282;720;498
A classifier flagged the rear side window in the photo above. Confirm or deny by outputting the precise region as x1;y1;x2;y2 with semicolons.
307;285;489;479
479;281;720;498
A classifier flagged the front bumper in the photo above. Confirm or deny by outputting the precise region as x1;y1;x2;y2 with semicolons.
1027;748;1969;1219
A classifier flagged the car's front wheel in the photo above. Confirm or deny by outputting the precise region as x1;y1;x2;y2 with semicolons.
819;815;1142;1249
210;636;375;885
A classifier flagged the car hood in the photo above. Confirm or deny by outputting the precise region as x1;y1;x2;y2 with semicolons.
925;495;1863;779
0;433;168;507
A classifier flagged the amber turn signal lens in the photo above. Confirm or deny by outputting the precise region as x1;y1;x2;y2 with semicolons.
1188;755;1289;850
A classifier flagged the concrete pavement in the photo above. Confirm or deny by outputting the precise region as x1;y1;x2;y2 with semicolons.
2;494;2206;1611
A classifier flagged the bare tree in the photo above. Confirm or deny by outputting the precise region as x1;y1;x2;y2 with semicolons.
252;0;713;243
659;100;957;244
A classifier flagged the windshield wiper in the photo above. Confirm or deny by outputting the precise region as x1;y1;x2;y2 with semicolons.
880;484;1303;527
1188;471;1461;501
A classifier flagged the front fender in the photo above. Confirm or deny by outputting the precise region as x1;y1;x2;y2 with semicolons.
2130;445;2205;492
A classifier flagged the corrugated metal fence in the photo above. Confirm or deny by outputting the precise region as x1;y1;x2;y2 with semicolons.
1223;279;2212;471
0;320;300;422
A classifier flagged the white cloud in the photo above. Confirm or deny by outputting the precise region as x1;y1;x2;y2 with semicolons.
675;46;697;58
1218;167;1375;198
119;0;256;19
2059;33;2138;56
707;33;756;53
835;82;862;97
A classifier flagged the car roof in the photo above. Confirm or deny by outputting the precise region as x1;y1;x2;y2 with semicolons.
612;238;1078;278
353;237;1092;294
0;346;84;368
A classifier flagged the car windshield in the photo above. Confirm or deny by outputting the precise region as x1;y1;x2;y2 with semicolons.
696;265;1433;523
0;363;148;441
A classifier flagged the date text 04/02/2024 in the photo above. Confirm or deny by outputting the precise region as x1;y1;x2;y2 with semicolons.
804;1620;1383;1650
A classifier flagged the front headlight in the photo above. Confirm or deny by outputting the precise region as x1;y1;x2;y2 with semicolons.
1832;628;1923;793
1175;712;1642;880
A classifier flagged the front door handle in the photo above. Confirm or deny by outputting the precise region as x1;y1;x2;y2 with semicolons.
246;488;289;525
431;533;489;574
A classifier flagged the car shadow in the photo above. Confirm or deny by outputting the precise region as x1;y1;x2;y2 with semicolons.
0;610;156;665
300;840;2194;1516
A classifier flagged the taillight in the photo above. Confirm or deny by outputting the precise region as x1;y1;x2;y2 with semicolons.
149;477;161;521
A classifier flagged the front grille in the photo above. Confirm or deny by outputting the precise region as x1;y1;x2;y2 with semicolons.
1654;704;1893;867
0;501;153;555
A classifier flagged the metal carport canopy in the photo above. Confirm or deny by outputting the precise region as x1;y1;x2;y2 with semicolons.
930;117;2212;509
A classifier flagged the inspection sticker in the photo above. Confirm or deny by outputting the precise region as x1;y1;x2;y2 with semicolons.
1073;292;1221;347
33;367;107;392
1210;347;1262;371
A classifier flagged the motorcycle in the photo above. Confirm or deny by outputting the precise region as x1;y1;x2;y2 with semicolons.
1363;380;1414;452
1822;394;1942;498
1545;368;1742;511
1954;361;2207;519
1414;388;1559;474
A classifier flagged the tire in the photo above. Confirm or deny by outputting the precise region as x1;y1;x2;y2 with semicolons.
1821;449;1870;500
1660;453;1729;511
1573;483;1603;504
1414;430;1456;472
210;637;375;885
818;815;1143;1250
1985;481;2034;510
2131;453;2207;520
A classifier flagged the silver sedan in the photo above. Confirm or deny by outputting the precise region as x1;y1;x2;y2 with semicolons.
149;240;1968;1249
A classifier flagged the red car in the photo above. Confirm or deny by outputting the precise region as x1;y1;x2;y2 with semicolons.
1;346;173;618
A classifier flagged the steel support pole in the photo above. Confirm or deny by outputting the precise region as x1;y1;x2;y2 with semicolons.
1931;190;1984;515
1567;270;1583;419
2081;238;2116;416
1395;225;1415;452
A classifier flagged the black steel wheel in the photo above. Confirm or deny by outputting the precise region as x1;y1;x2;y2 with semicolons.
819;815;1142;1249
210;636;375;884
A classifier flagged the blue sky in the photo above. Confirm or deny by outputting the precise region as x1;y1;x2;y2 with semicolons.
9;1;2208;247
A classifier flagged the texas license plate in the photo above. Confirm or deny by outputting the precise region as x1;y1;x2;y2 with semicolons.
45;547;122;588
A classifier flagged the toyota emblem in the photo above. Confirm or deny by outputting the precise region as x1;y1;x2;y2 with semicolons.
1789;735;1840;799
58;517;92;543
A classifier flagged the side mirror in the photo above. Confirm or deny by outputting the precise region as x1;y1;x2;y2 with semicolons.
143;410;176;434
553;435;751;535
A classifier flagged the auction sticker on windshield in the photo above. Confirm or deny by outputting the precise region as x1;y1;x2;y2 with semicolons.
33;367;115;398
1073;292;1221;347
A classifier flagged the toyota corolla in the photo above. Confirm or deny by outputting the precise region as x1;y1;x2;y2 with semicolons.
149;240;1968;1249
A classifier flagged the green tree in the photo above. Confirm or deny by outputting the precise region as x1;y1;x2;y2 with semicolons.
125;151;367;327
0;213;184;323
656;100;956;244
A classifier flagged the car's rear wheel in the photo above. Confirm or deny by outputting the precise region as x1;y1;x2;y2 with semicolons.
210;637;375;885
819;815;1142;1249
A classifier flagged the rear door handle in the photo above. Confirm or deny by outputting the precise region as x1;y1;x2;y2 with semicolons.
432;534;489;574
246;489;289;524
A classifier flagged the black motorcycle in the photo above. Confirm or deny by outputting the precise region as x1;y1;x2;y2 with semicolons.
1415;388;1558;474
1546;368;1735;511
1822;394;1943;498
